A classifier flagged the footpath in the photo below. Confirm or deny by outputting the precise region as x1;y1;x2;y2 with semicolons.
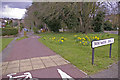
1;34;87;79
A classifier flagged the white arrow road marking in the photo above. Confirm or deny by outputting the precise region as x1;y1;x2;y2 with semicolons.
7;72;32;78
57;69;75;80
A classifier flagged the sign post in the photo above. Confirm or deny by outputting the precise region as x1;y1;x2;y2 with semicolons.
91;38;114;65
92;48;94;65
109;44;112;58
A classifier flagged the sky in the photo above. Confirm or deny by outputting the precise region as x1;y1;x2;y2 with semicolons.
0;1;32;19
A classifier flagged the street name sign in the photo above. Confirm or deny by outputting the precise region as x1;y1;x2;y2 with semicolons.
91;38;114;48
91;38;114;65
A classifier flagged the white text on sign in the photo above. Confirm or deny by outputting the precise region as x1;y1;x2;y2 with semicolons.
92;38;114;48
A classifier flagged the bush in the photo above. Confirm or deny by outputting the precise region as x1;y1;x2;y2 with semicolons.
20;26;24;32
104;20;113;31
6;25;11;28
44;19;61;32
2;28;18;36
33;27;39;34
38;25;43;29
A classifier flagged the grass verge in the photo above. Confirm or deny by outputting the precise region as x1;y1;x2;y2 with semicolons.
38;32;118;75
0;38;14;52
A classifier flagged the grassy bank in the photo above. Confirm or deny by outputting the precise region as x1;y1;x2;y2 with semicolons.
38;32;118;75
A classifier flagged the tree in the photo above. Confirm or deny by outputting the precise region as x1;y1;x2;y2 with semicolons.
102;2;119;29
92;11;105;32
24;2;104;33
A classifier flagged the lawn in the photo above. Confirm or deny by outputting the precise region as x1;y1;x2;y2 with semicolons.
38;32;118;75
0;38;14;52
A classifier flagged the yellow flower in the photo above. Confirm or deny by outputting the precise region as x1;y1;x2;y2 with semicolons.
83;43;85;45
61;40;64;42
74;35;77;37
52;37;55;40
82;40;84;42
78;37;80;39
97;37;99;40
61;37;64;38
93;37;94;39
80;42;81;43
86;36;88;38
83;38;85;40
95;36;97;38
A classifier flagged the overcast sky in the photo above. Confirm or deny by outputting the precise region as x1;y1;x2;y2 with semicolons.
0;1;32;19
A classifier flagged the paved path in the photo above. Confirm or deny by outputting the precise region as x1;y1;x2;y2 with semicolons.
90;62;118;78
2;55;68;75
104;31;118;34
2;36;87;79
3;37;56;62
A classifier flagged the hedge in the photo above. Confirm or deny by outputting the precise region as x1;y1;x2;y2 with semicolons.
0;28;18;36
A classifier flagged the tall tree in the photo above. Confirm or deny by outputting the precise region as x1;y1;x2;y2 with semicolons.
24;2;104;33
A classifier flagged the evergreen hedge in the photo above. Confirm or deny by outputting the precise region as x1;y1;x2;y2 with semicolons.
1;28;18;36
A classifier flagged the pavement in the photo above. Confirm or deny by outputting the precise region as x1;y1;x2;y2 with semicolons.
104;31;118;34
1;33;87;79
90;62;119;78
1;55;69;76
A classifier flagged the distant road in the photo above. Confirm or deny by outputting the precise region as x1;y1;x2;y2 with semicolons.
104;31;118;34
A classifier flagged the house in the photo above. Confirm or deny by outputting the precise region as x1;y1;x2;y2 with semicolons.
0;18;23;28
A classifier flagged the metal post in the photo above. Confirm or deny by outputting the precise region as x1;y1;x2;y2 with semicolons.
109;44;112;58
92;48;94;65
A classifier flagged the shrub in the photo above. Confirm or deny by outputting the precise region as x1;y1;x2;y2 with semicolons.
20;26;24;32
33;27;39;34
45;19;61;32
38;25;43;29
103;20;113;31
2;28;18;36
6;25;11;28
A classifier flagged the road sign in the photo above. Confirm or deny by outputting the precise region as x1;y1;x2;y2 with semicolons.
91;38;114;48
91;38;114;65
